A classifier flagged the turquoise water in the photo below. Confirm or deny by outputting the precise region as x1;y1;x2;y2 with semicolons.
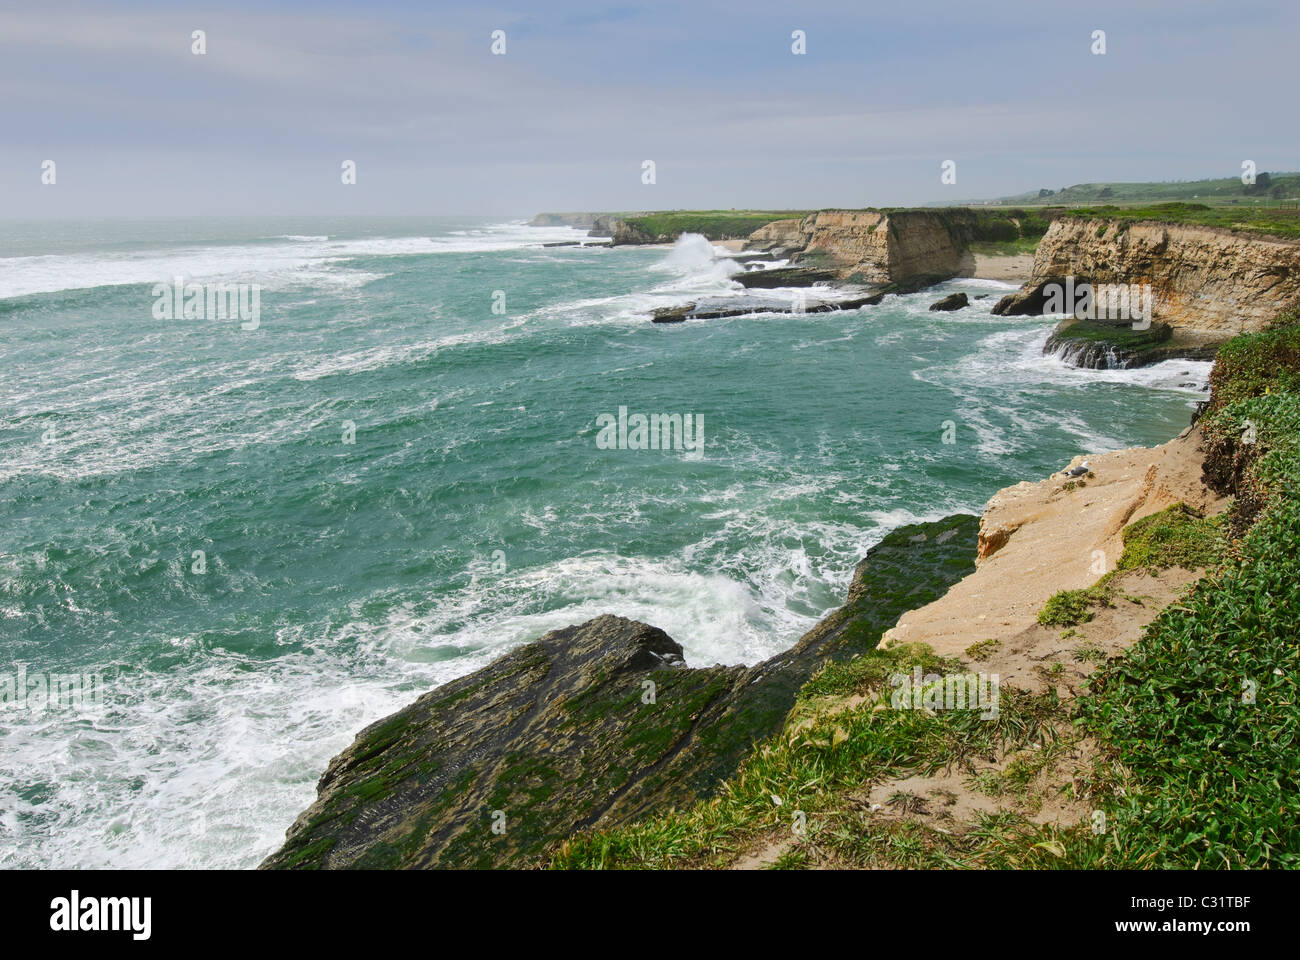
0;217;1210;868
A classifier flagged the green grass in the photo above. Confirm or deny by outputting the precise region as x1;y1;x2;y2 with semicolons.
1060;201;1300;240
551;645;1067;869
1037;501;1225;628
1200;310;1300;530
1029;311;1300;868
621;210;811;240
797;643;957;699
1203;309;1300;414
1038;585;1113;626
1050;320;1172;349
987;172;1300;208
1077;496;1300;867
1113;503;1225;574
964;639;1000;662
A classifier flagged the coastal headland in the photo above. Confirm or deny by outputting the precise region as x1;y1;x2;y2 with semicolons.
265;204;1300;870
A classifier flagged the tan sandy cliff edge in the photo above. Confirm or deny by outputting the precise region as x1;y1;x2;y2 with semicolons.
878;426;1228;660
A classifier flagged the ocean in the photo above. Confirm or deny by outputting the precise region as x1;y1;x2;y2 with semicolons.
0;216;1210;868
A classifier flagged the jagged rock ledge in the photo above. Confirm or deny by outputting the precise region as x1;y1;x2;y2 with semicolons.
733;266;838;289
650;292;885;324
1042;318;1222;370
262;514;981;869
648;267;964;325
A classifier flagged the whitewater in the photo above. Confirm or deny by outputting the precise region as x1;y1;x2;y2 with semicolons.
0;216;1210;868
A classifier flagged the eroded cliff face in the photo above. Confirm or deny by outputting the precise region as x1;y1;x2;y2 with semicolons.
590;214;638;240
801;210;974;283
880;428;1228;662
994;218;1300;335
748;210;975;284
746;217;805;253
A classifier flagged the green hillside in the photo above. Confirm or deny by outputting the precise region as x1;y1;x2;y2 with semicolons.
985;173;1300;207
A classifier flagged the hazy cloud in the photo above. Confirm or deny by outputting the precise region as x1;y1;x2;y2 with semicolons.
2;0;1296;216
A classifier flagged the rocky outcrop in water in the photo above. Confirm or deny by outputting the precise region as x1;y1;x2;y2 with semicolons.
743;210;980;287
928;292;969;312
650;292;884;323
263;515;981;869
535;208;1035;291
733;266;838;289
584;214;628;240
798;210;977;283
1041;319;1221;369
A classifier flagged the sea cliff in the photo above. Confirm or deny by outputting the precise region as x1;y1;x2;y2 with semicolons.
994;217;1300;367
781;209;975;284
530;207;1045;288
264;215;1300;870
266;308;1300;870
542;311;1300;869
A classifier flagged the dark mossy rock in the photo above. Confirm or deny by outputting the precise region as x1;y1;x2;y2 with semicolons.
1044;318;1223;369
991;277;1116;316
733;266;837;289
928;292;969;311
649;292;883;323
651;303;695;323
816;293;884;311
262;514;980;870
992;279;1058;315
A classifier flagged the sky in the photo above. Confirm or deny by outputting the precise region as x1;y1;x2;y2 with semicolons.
2;0;1297;217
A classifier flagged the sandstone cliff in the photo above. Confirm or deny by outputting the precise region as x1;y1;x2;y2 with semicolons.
993;217;1300;336
879;427;1227;663
534;208;1032;288
789;210;976;284
743;209;993;285
746;217;805;255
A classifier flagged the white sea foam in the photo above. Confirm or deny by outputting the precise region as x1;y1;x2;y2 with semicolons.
0;222;587;300
952;277;1022;290
912;322;1212;457
0;630;452;869
1;222;1220;874
530;233;876;329
0;528;857;869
